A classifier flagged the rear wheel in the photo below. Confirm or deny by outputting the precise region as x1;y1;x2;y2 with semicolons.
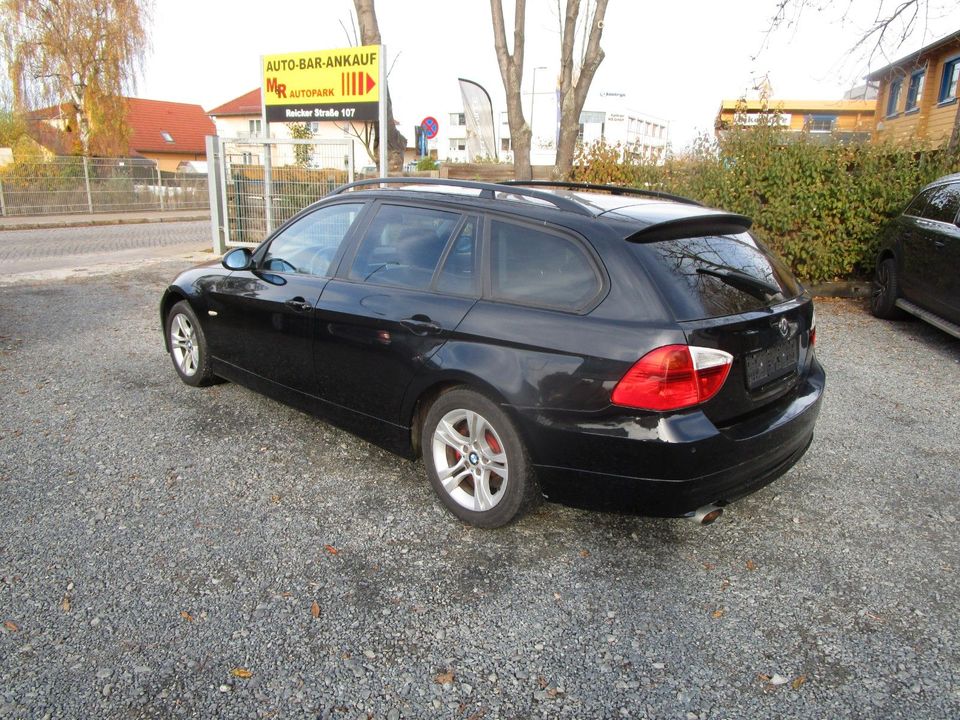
166;300;216;386
871;257;905;319
421;388;539;528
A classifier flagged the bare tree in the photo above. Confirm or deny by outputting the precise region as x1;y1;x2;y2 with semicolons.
491;0;608;181
1;0;151;156
490;0;533;180
555;0;608;178
353;0;406;173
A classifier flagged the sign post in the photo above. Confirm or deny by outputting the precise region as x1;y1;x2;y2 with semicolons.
379;45;387;177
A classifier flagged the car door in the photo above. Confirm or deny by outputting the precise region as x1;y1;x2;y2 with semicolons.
205;201;366;394
314;202;480;424
915;182;960;322
897;188;934;302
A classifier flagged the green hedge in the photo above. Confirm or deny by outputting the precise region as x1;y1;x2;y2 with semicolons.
572;130;960;283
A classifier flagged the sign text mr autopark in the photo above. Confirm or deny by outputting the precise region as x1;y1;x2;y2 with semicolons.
262;45;380;123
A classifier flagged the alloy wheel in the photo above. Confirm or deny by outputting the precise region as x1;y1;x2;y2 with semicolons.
431;408;509;512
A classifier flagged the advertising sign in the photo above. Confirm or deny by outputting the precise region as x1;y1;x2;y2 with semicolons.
262;45;381;123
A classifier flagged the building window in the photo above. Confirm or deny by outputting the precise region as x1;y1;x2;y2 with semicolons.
905;69;925;111
886;78;902;116
249;119;262;137
449;138;466;152
450;113;465;126
939;56;960;103
577;123;584;143
807;115;837;133
501;137;512;152
161;131;174;143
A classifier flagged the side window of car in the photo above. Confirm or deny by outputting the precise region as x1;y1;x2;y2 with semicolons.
262;203;364;275
904;191;931;218
349;204;460;290
921;184;960;224
435;217;480;296
488;219;602;311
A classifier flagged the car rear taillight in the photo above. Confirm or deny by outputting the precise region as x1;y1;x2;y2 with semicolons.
810;309;817;346
611;344;733;411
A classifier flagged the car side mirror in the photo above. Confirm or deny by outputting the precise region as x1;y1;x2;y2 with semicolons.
222;247;253;270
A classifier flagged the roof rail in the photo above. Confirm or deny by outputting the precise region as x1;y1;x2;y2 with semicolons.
327;177;594;216
500;180;702;206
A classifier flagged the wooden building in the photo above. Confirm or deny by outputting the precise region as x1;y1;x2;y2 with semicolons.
867;29;960;146
715;99;875;141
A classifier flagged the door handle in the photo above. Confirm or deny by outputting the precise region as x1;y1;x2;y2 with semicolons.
400;315;442;336
285;297;313;312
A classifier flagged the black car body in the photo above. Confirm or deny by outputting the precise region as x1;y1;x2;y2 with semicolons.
162;179;825;527
872;173;960;338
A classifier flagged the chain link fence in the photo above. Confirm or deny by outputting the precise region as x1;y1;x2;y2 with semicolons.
0;156;209;217
210;137;356;247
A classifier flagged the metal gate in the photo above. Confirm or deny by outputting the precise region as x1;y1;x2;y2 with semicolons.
206;136;355;251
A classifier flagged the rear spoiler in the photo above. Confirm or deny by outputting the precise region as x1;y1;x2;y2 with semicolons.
626;214;753;243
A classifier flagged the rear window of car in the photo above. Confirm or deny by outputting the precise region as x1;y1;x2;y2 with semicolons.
634;233;803;320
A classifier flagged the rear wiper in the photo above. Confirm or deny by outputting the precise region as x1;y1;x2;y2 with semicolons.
696;266;781;300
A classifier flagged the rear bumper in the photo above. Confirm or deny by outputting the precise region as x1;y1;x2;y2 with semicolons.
516;358;825;516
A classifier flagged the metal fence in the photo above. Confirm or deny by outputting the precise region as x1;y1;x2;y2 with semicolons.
207;136;356;249
0;156;209;217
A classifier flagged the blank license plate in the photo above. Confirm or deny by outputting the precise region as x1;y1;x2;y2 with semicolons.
745;338;798;389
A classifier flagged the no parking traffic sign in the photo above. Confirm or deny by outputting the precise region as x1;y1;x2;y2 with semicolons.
421;116;439;139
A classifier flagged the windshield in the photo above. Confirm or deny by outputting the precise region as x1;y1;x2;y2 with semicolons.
635;233;803;320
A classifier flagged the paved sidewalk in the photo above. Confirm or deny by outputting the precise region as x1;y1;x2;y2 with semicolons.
0;208;210;231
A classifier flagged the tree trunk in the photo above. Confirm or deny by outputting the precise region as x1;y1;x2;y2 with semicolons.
554;0;608;179
353;0;407;173
490;0;532;180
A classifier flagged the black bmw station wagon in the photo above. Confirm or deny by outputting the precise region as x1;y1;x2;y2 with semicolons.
162;179;824;527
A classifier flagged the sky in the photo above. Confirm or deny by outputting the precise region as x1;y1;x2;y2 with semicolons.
139;0;960;151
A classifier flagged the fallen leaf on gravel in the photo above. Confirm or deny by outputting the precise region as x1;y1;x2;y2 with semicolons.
791;675;807;690
324;545;339;555
180;610;194;622
60;595;71;612
746;559;757;571
538;676;548;689
703;562;715;571
578;550;590;558
311;601;321;618
435;671;455;685
553;592;561;600
230;668;253;679
758;673;771;682
711;609;724;619
770;673;789;685
3;620;18;632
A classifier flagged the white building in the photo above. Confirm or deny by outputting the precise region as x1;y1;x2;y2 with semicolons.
435;83;669;166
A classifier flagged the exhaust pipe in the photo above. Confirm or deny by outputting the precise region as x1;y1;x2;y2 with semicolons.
687;504;723;526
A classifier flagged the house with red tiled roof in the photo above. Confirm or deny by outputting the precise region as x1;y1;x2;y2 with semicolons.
124;98;214;170
24;97;214;171
207;89;264;138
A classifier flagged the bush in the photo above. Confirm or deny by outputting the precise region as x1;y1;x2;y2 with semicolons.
573;132;960;284
416;156;439;171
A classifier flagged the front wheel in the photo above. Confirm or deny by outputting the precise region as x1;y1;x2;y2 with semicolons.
166;300;216;386
870;257;905;319
421;388;539;528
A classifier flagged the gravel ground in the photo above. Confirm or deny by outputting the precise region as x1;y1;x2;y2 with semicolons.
0;261;958;719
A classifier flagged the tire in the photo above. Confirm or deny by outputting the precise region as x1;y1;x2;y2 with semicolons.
166;300;216;386
870;257;906;319
421;388;540;528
